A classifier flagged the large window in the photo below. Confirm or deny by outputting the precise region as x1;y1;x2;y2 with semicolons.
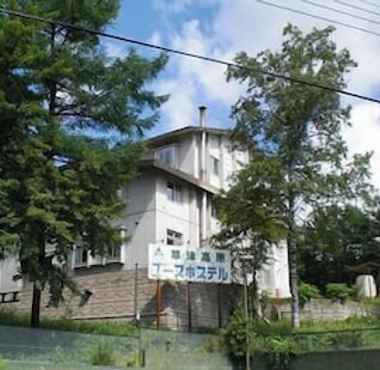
166;229;183;246
167;181;182;203
158;146;176;167
107;245;121;262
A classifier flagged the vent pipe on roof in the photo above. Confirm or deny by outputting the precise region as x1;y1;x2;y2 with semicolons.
199;106;207;128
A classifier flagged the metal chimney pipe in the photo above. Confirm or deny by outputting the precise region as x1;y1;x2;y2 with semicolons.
199;106;207;127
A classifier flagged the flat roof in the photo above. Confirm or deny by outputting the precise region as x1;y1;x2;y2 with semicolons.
146;126;231;147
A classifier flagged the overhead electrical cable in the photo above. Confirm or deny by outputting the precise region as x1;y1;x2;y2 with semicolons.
1;7;380;105
257;0;380;38
300;0;380;26
332;0;380;17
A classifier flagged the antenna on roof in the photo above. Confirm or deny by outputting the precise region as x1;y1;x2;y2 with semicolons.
198;106;207;128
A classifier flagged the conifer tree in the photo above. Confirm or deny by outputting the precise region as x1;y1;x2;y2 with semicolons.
0;0;168;326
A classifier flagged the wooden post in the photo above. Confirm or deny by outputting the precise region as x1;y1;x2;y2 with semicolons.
156;279;161;330
187;282;192;333
31;282;41;328
217;284;223;329
134;263;138;320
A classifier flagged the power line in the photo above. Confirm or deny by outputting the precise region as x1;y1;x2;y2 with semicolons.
301;0;380;26
1;8;380;106
257;0;380;38
357;0;380;10
332;0;380;17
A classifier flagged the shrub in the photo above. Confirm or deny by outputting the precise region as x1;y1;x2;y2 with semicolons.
326;283;355;302
89;341;115;366
0;310;137;337
224;307;249;358
0;357;7;370
299;282;321;306
326;331;367;350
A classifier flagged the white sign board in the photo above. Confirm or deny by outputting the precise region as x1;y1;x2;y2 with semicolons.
148;244;231;284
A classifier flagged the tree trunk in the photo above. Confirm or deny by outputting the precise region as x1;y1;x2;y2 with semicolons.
31;282;41;328
251;262;262;319
288;236;300;328
287;196;300;329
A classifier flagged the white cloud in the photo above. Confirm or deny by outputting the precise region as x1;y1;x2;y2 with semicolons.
153;0;219;14
152;0;380;188
344;104;380;190
104;40;128;59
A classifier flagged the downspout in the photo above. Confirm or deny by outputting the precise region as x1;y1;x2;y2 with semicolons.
199;106;208;247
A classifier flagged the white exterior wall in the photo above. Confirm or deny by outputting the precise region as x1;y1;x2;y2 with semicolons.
120;172;158;269
257;243;291;298
0;258;22;293
155;174;200;248
176;136;196;177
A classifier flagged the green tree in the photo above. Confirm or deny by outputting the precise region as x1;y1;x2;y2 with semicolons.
0;0;167;326
227;24;372;327
300;204;380;290
213;155;287;317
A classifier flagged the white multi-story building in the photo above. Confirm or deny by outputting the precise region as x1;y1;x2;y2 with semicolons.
0;107;290;326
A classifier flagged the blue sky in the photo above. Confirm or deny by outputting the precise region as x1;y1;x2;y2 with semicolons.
104;0;380;188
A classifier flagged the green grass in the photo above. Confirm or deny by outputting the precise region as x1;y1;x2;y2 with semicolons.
247;316;380;336
0;310;138;338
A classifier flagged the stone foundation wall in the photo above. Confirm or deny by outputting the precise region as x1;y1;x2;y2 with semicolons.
273;298;371;321
0;267;241;330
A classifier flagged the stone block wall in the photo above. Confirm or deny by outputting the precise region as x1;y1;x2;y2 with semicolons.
272;298;370;321
0;267;241;330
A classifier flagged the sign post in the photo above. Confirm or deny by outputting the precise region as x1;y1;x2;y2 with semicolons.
187;282;192;332
218;283;222;329
156;279;161;330
148;244;232;331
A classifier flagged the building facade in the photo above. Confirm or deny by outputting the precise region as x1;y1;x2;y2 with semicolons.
0;108;290;329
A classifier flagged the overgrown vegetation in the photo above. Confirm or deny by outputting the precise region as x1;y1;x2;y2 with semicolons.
223;307;380;369
325;283;356;302
0;357;7;370
0;310;137;337
89;341;115;366
298;282;321;306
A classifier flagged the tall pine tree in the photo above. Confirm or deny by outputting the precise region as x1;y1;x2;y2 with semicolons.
0;0;168;326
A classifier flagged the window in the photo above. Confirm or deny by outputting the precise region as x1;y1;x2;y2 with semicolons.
107;245;121;262
167;182;182;203
211;156;220;176
158;146;176;167
167;229;183;246
74;247;88;267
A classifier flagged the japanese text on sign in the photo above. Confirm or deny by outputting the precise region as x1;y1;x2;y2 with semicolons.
148;244;231;284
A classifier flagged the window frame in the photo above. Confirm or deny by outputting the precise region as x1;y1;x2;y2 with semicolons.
166;229;183;246
211;155;220;176
158;145;176;167
166;181;182;203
